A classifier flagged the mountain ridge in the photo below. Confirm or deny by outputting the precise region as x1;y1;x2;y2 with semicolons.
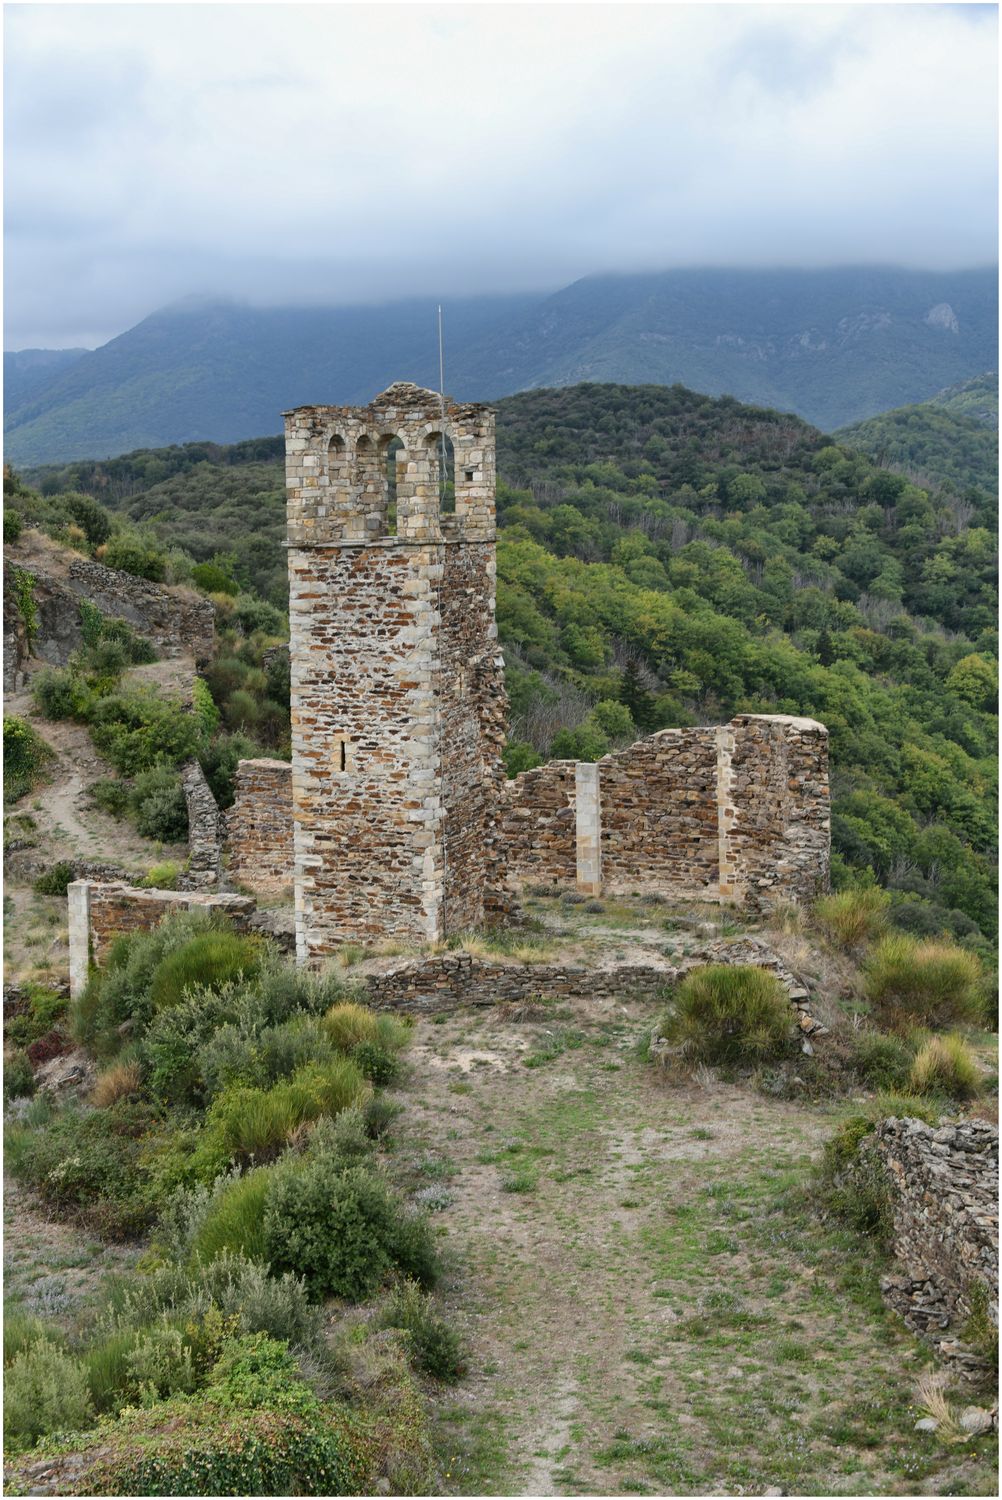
5;266;997;464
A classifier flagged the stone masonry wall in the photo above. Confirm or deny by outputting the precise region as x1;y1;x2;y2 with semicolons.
504;714;829;910
724;715;830;909
286;384;506;961
860;1117;998;1372
599;727;720;897
67;881;255;999
498;762;577;886
226;758;295;897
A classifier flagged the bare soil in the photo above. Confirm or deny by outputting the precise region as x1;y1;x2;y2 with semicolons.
392;1000;998;1497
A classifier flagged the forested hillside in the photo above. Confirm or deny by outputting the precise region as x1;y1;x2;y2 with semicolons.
6;266;997;463
15;383;998;944
837;373;998;496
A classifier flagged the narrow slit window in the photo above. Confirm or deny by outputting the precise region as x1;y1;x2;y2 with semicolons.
338;740;347;772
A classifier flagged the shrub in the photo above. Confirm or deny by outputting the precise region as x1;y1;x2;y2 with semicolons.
4;1049;36;1101
813;887;890;949
4;1098;160;1237
658;964;793;1066
190;1167;274;1264
379;1281;464;1381
89;777;131;817
264;1158;438;1301
132;766;188;843
3;1307;54;1365
141;861;183;890
201;1059;371;1167
192;561;239;595
322;1000;379;1052
87;687;204;775
4;507;23;543
3;715;54;801
909;1034;982;1100
91;1059;143;1108
865;935;984;1030
4;1338;94;1450
73;909;232;1053
148;931;263;1013
30;667;89;721
33;860;77;896
102;531;167;581
815;1116;894;1242
353;1040;401;1085
851;1030;914;1091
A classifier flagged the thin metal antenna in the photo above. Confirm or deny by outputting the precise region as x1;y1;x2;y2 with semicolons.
438;304;448;507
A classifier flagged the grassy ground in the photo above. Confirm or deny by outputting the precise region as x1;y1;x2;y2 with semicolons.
391;1000;998;1497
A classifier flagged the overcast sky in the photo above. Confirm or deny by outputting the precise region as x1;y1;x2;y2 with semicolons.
4;1;998;350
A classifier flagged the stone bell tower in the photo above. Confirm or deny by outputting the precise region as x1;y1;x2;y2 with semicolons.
285;383;508;963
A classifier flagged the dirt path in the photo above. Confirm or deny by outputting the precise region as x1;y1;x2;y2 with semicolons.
393;1003;996;1497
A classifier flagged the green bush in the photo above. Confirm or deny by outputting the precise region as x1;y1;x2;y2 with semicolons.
141;861;183;890
132;766;188;842
4;1337;94;1450
73;910;233;1054
87;687;205;775
198;1059;370;1169
908;1034;982;1099
102;531;167;581
30;667;91;721
189;1167;274;1264
33;860;77;896
4;1098;160;1238
851;1030;915;1091
3;1307;55;1365
233;594;286;635
813;887;890;949
4;1049;36;1101
864;934;984;1029
3;715;54;801
321;1000;380;1052
353;1040;401;1085
263;1158;438;1302
658;964;794;1066
192;561;239;595
198;731;266;809
147;931;263;1014
4;507;23;543
379;1281;464;1381
89;777;131;817
4;985;66;1049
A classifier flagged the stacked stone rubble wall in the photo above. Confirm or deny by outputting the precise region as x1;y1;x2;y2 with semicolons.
725;715;830;908
225;759;294;896
599;728;719;897
498;762;577;885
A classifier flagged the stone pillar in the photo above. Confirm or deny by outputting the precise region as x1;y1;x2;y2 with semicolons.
67;879;91;1001
575;761;602;896
715;724;739;903
181;759;222;889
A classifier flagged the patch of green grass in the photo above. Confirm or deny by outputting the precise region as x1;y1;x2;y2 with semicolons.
500;1166;538;1194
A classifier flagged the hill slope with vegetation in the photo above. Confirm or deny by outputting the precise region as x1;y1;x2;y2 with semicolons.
836;372;998;497
12;381;999;944
5;266;997;463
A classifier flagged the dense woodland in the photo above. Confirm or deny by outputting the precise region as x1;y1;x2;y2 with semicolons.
837;373;998;497
13;381;999;949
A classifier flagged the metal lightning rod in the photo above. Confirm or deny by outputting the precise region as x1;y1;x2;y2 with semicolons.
438;305;448;507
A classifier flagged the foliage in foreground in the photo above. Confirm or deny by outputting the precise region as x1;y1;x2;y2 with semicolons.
657;963;794;1066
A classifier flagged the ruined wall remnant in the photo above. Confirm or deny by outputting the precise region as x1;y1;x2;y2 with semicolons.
860;1116;998;1373
2;533;214;678
226;758;294;897
67;880;256;1000
503;713;830;910
285;383;508;961
498;761;577;886
180;760;223;889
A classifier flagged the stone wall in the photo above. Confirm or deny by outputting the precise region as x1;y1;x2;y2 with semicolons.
862;1116;998;1372
68;880;255;999
180;760;222;889
362;952;669;1013
2;535;214;677
600;727;720;898
498;761;577;886
504;714;830;911
226;758;295;896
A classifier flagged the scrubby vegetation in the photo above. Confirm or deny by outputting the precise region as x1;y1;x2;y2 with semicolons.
3;715;54;803
656;964;794;1067
2;915;459;1490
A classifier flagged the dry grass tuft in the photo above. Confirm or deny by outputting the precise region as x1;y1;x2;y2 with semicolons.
915;1371;966;1443
90;1060;142;1108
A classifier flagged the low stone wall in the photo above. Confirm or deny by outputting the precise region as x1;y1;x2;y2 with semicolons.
68;881;256;999
225;758;295;896
864;1116;998;1374
498;761;577;886
362;952;669;1013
